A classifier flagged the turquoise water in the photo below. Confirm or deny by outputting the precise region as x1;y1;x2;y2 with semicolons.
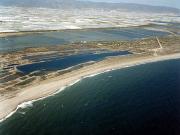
0;27;169;52
0;59;180;135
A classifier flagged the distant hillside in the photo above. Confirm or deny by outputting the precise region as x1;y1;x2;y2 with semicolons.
0;0;179;13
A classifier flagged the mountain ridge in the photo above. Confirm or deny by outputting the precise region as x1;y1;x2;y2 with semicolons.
0;0;179;13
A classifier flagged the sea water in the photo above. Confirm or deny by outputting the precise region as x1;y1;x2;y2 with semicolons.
0;59;180;135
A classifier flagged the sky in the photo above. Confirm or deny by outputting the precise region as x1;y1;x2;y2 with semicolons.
80;0;180;9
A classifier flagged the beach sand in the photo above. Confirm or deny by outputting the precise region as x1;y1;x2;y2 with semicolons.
0;53;180;122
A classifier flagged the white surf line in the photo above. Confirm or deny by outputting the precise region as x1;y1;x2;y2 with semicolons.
0;54;180;123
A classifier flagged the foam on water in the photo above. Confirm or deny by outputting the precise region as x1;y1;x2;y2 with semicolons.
0;71;106;123
0;80;81;123
0;110;17;123
1;55;180;124
0;101;34;123
18;101;33;109
19;111;26;115
69;79;81;87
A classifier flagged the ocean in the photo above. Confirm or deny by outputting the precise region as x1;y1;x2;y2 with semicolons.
0;59;180;135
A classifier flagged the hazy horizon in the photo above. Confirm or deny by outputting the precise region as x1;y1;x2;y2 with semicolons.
0;0;179;9
80;0;180;9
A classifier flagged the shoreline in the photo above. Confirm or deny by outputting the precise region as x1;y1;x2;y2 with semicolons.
0;53;180;123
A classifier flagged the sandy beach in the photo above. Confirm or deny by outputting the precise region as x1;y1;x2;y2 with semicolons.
0;53;180;122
